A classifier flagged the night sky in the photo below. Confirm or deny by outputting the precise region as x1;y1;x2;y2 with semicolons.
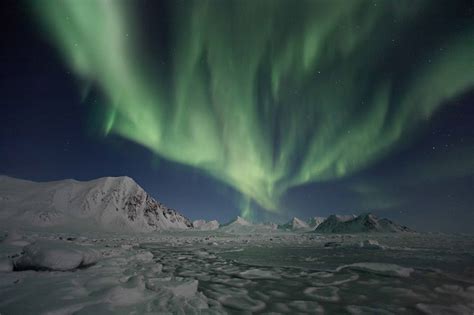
1;0;473;232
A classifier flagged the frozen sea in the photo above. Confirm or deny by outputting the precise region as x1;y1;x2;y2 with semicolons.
1;230;474;314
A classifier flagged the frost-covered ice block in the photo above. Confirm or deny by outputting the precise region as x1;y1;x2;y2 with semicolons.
14;240;100;271
145;276;198;298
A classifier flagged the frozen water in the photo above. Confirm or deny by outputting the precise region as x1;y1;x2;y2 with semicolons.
336;262;414;277
0;230;473;314
14;240;101;271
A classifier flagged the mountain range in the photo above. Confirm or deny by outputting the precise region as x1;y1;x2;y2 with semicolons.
0;176;412;233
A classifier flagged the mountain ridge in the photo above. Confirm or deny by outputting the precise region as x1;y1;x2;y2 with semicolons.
0;175;192;232
315;213;413;233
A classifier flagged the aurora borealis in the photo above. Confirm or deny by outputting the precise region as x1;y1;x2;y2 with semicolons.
31;0;474;212
1;0;473;228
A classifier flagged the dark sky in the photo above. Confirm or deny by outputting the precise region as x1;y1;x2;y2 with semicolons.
1;1;473;232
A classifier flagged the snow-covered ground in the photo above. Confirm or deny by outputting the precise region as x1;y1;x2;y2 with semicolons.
1;176;472;313
1;229;474;314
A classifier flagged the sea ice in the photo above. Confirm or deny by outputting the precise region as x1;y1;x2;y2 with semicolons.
0;257;13;272
14;240;100;271
146;276;199;298
337;262;414;277
238;268;281;279
304;286;340;302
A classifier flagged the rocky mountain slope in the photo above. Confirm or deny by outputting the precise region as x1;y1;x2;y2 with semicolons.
279;217;310;230
315;213;413;233
0;175;192;232
307;217;326;229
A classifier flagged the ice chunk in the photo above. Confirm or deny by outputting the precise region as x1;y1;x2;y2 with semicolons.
416;303;472;315
146;276;198;298
288;300;324;313
238;268;281;279
304;286;340;302
337;262;414;277
133;251;154;262
105;286;147;307
3;231;29;247
218;295;266;312
14;240;100;271
309;271;359;286
347;305;395;314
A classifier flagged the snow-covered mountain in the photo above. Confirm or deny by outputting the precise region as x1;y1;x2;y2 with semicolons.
279;217;310;230
307;217;326;229
192;219;220;231
315;213;413;233
0;175;192;232
220;216;277;234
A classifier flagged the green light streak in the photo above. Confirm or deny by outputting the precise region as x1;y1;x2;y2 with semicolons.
32;0;474;212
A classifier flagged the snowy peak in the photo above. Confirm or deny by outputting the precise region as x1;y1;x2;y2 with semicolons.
219;216;279;234
307;217;326;229
0;175;192;232
279;217;309;230
224;216;252;227
315;213;413;233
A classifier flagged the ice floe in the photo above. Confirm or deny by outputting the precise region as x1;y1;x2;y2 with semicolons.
336;262;414;277
14;240;100;271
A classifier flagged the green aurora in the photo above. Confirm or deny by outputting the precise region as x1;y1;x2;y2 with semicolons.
32;0;474;213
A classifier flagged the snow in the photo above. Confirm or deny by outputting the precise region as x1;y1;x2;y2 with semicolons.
146;276;199;298
238;268;281;280
0;231;473;314
359;239;386;249
0;258;13;272
224;216;252;226
307;216;326;229
304;286;340;302
193;219;220;230
279;217;310;230
219;216;278;234
0;176;192;232
336;262;414;278
315;213;413;233
0;176;472;313
14;240;101;271
3;230;30;247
